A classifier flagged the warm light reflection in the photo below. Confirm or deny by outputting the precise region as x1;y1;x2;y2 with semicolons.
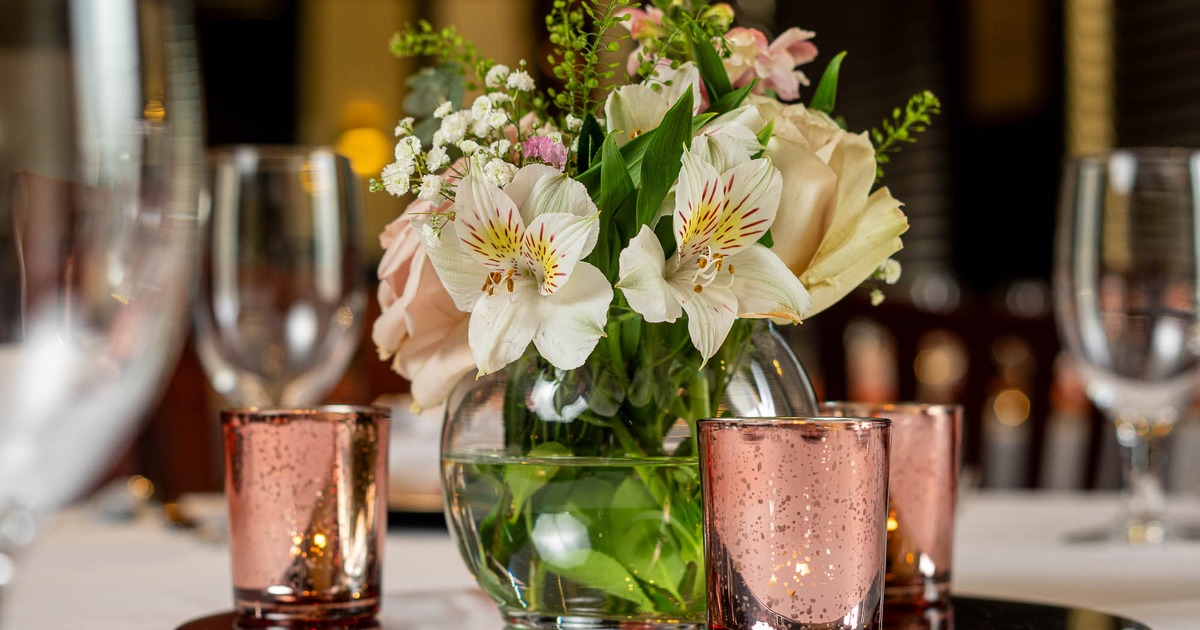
994;388;1031;426
886;515;899;532
126;475;154;500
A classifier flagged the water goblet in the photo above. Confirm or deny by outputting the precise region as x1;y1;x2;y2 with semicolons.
0;0;201;611
194;145;366;407
1053;147;1200;543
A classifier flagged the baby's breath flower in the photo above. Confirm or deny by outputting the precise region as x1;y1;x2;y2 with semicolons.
433;101;454;119
491;138;512;156
487;92;512;106
459;139;481;155
565;114;583;132
393;117;414;137
394;134;421;159
507;70;535;92
483;157;518;187
426;145;449;171
380;159;412;197
876;259;902;285
484;64;511;89
439;112;468;145
870;288;886;306
486;111;508;130
470;95;493;118
417;173;444;201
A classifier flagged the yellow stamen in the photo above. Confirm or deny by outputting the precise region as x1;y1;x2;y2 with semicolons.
728;264;735;275
506;278;515;292
698;257;708;268
694;284;703;293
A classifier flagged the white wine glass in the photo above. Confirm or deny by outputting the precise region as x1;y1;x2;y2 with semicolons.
1054;147;1200;543
194;145;366;408
0;0;201;599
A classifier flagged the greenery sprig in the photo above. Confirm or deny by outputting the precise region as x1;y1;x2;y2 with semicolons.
389;21;491;90
544;0;632;121
870;89;942;176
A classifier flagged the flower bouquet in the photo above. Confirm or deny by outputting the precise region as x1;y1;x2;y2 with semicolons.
372;1;937;626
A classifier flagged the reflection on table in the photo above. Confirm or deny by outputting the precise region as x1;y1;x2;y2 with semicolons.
5;491;1200;630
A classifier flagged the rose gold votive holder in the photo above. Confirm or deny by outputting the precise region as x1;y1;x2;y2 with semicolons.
700;417;892;630
222;406;390;625
823;402;963;609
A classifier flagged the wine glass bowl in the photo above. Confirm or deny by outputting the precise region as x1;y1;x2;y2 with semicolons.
1054;147;1200;543
194;145;366;408
0;0;201;584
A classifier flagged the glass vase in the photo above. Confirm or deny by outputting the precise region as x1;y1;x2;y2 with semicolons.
440;319;818;629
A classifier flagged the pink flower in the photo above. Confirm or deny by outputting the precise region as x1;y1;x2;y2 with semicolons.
721;27;818;102
522;135;569;171
373;202;474;410
617;5;665;75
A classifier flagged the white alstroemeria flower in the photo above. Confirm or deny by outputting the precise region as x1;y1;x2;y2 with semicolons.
422;163;613;374
617;150;811;360
604;61;702;145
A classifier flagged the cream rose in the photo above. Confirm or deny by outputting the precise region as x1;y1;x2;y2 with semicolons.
752;95;909;315
373;201;473;410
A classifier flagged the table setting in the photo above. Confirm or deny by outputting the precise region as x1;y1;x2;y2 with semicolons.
3;0;1200;629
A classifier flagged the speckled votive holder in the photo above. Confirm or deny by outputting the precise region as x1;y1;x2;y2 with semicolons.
823;402;962;609
222;406;390;626
699;417;891;630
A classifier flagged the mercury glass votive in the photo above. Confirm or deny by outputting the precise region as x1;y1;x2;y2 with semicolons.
699;417;891;630
222;406;389;625
823;402;963;608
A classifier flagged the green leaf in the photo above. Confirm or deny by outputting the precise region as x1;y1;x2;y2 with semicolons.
810;51;847;114
587;134;636;278
708;81;754;115
636;90;693;229
758;229;774;248
539;547;656;608
503;442;571;524
575;114;716;190
689;26;732;102
576;113;604;172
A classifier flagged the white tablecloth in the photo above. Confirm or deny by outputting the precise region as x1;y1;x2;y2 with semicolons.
5;490;1200;629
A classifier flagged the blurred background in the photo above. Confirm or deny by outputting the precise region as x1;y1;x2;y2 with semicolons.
125;0;1200;503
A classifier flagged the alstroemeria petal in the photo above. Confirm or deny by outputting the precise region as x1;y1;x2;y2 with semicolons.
505;164;562;209
674;150;723;257
520;172;600;256
468;280;540;375
421;221;490;313
617;225;683;323
727;244;811;322
534;263;613;371
605;84;667;145
652;61;704;115
396;316;474;411
521;212;599;295
709;158;782;256
692;119;761;172
680;283;737;362
802;187;907;316
454;168;524;272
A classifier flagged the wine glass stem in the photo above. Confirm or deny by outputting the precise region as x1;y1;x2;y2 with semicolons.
1114;418;1168;543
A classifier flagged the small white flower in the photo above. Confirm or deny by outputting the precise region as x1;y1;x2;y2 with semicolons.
433;101;454;119
426;145;449;171
487;111;508;131
878;258;902;285
751;623;774;630
491;139;512;156
507;70;535;92
439;112;468;145
546;131;564;144
380;159;413;197
394;134;422;159
459;139;481;155
417;173;444;201
471;95;493;119
870;288;886;306
488;92;512;106
394;117;414;137
485;64;511;89
483;157;518;188
565;114;583;132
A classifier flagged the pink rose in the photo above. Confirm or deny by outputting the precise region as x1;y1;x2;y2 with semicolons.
721;27;818;101
617;5;665;75
372;201;474;410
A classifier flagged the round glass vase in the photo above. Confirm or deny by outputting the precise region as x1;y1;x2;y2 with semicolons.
440;319;818;629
